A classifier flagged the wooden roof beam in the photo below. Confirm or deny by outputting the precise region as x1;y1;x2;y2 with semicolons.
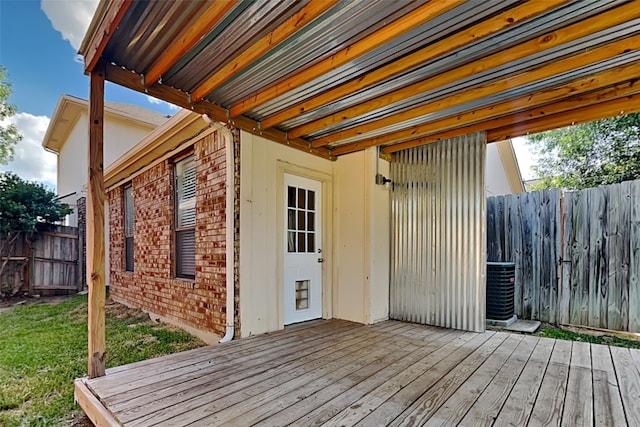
190;0;339;102
81;0;132;73
260;0;567;130
332;62;640;155
103;61;334;160
310;33;640;148
228;0;464;117
487;93;640;142
144;0;238;86
302;2;640;144
378;89;640;156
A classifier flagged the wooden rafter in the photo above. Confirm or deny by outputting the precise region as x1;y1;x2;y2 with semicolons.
103;61;334;160
144;0;238;86
190;0;339;102
302;2;640;145
333;64;640;155
487;93;640;142
82;0;132;73
310;33;640;147
87;62;106;378
260;0;567;131
379;89;640;156
228;0;464;117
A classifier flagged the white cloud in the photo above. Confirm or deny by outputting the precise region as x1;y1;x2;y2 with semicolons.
41;0;99;51
0;113;56;189
146;95;179;111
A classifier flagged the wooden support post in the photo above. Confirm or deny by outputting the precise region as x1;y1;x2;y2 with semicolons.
87;61;106;378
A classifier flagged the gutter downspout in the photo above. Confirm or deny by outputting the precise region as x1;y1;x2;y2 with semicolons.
202;115;235;343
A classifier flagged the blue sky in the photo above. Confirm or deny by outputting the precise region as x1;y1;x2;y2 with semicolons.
0;0;177;188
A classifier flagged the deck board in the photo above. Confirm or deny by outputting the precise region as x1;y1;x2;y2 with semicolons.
74;320;639;427
111;322;404;422
492;337;554;426
611;346;640;426
458;334;538;426
591;343;626;426
562;341;593;426
528;338;572;426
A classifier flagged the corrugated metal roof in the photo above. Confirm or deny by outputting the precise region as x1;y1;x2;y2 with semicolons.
83;0;640;159
313;21;640;143
206;0;430;105
274;0;616;130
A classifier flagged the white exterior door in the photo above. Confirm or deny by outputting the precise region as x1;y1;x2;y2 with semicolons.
284;174;323;324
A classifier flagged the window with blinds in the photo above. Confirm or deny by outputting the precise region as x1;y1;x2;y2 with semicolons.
175;155;196;279
124;185;134;272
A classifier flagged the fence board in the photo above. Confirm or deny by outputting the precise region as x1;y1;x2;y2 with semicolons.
0;226;79;295
588;188;606;328
559;192;573;325
488;180;640;332
630;181;640;331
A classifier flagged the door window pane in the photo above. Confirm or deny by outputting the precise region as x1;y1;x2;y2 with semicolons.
288;186;296;208
288;231;296;252
307;212;315;231
308;190;315;210
286;184;317;253
288;209;296;230
307;233;315;253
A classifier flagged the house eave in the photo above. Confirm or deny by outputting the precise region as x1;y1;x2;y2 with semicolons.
103;109;211;189
41;94;170;153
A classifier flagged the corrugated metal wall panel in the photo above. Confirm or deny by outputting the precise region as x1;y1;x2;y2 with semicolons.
390;133;486;332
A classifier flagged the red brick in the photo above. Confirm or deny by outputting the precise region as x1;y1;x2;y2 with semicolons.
108;130;241;338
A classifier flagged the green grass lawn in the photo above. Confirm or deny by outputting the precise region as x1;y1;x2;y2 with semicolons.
0;295;205;426
536;325;640;349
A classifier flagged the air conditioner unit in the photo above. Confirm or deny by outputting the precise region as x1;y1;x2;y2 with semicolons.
486;262;516;321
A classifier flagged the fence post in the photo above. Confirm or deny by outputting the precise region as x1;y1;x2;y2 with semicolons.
22;234;33;296
77;230;84;292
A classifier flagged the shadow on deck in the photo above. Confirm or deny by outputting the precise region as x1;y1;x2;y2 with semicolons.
75;319;640;426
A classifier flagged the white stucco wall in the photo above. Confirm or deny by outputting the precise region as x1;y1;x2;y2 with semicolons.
57;112;157;225
239;134;390;337
56;112;156;288
333;149;390;324
485;143;513;196
239;131;334;337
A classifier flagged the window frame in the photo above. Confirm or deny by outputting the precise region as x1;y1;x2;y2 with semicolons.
123;184;134;272
174;154;196;280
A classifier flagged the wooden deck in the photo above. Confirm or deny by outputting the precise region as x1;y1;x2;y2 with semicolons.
75;319;640;426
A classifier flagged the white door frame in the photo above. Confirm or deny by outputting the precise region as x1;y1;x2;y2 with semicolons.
275;162;332;327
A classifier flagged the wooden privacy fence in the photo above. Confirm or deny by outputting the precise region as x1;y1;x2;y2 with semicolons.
487;180;640;332
0;225;80;296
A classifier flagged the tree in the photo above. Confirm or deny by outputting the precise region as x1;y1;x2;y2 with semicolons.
527;113;640;190
0;173;71;296
0;66;22;164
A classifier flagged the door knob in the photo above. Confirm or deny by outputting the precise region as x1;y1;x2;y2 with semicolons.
317;258;324;263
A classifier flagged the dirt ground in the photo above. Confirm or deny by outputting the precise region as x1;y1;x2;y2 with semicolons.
0;294;75;314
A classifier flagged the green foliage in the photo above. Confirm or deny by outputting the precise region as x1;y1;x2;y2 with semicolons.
0;173;71;237
0;295;205;426
527;113;640;190
0;66;22;165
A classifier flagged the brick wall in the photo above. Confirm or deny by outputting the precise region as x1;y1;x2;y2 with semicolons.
108;129;239;338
